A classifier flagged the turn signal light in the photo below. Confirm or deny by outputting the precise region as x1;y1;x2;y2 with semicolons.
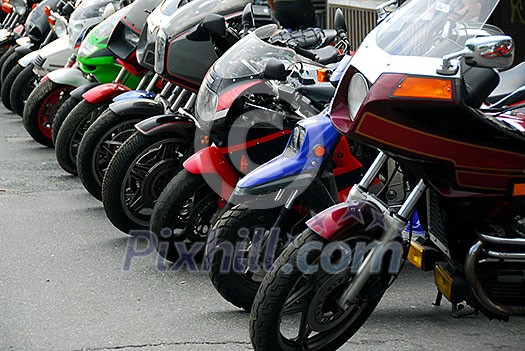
407;236;439;271
407;240;424;269
317;69;330;83
313;145;326;157
512;182;525;196
44;5;51;16
435;264;453;301
31;3;37;9
47;16;56;25
1;2;13;13
392;76;453;100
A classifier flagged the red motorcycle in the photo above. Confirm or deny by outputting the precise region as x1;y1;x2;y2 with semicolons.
250;1;525;350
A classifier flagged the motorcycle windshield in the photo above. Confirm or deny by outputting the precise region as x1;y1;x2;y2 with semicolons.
70;0;123;21
376;0;499;58
213;24;296;80
161;0;250;37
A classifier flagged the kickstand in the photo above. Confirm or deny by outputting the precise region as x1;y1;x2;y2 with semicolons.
433;291;443;306
451;303;478;318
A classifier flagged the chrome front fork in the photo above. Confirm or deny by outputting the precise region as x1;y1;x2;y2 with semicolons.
338;151;427;308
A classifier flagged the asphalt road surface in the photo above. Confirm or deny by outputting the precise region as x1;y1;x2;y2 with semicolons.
0;107;524;351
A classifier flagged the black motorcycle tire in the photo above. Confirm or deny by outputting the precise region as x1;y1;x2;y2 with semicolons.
151;169;218;262
1;50;21;84
23;80;72;148
250;229;388;351
55;100;110;175
102;132;192;234
52;95;82;145
9;63;38;117
1;62;24;111
77;110;143;200
0;45;15;89
0;50;20;83
209;205;309;311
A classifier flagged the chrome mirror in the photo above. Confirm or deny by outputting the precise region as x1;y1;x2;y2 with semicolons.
464;35;514;70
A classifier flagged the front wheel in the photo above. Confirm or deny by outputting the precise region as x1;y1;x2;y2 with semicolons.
52;95;82;145
151;169;219;262
0;50;21;85
250;230;389;351
209;204;308;311
55;100;110;175
23;80;73;148
3;63;29;115
102;132;193;234
77;110;143;200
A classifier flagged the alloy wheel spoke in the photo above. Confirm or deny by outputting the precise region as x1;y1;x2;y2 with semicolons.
282;275;316;316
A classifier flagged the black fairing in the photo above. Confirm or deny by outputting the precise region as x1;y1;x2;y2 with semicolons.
108;0;163;60
25;0;60;43
161;0;250;88
122;0;163;32
165;38;219;90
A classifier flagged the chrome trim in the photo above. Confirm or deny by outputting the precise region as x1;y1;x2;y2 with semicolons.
479;234;525;246
465;241;525;316
486;251;525;260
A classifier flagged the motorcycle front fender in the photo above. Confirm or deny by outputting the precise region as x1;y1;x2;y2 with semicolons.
109;98;164;117
135;113;195;137
14;42;35;57
18;49;39;67
47;67;91;87
15;36;30;47
306;200;385;241
183;146;239;201
0;30;15;45
82;83;131;104
112;90;155;102
69;82;100;100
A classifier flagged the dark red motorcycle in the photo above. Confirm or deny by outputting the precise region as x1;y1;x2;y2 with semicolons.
250;1;525;350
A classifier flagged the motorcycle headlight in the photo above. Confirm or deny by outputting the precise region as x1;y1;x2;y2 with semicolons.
53;17;68;37
287;126;306;155
11;0;26;16
124;27;140;47
78;40;98;58
154;29;166;74
347;73;369;121
195;82;218;124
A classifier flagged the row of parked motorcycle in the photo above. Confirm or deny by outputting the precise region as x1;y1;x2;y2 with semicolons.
2;0;524;349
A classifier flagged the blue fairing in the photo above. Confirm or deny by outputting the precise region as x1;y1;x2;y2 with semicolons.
112;90;155;102
237;110;340;189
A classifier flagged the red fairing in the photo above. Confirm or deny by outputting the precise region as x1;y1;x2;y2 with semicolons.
217;80;263;111
117;54;148;76
183;146;239;201
306;200;383;241
82;83;131;104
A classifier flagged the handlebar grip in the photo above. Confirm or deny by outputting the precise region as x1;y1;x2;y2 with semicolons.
294;46;318;61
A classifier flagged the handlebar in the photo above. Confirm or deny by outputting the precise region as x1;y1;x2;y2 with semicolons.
292;44;319;61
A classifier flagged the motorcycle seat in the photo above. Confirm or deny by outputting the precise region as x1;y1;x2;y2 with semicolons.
487;62;525;103
296;83;335;104
270;28;338;49
310;46;339;65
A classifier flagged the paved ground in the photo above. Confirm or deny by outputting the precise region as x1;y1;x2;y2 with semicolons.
0;107;524;351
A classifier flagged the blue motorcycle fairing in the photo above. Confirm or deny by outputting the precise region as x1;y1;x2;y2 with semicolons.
112;90;155;102
235;110;340;193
